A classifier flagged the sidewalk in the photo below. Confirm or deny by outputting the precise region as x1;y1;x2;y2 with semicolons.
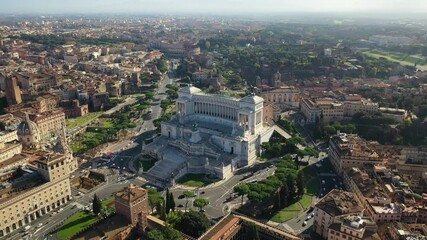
172;178;228;190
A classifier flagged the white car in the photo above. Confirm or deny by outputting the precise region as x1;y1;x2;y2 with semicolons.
302;221;307;226
37;223;43;227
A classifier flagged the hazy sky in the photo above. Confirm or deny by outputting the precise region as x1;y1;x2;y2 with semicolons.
1;0;427;14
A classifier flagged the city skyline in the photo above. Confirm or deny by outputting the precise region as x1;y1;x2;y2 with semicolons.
1;2;427;239
1;0;427;14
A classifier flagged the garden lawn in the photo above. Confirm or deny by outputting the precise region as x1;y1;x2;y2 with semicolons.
56;211;98;240
299;195;313;209
270;210;299;223
99;119;114;128
57;199;114;240
66;112;102;129
176;174;215;187
284;202;303;211
362;49;427;67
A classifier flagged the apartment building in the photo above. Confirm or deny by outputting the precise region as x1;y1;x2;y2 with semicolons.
14;72;60;94
0;141;22;164
313;189;363;239
365;197;403;223
0;153;72;237
301;98;321;123
327;215;379;240
301;96;379;124
343;100;379;117
31;109;66;142
31;96;58;114
317;99;345;123
395;161;427;193
328;133;383;175
378;222;427;240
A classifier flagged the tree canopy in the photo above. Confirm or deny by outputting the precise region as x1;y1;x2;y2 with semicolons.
174;211;212;238
193;198;209;211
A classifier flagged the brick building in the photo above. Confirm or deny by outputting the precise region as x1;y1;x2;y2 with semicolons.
115;184;149;233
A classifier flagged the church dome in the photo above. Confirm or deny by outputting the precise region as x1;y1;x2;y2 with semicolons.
17;113;40;136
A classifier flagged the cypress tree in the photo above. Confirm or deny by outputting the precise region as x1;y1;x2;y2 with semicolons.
92;194;102;215
169;192;176;212
165;188;171;214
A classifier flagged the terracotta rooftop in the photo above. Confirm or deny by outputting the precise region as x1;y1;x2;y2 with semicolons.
199;214;241;240
199;213;301;240
315;189;363;217
115;184;146;202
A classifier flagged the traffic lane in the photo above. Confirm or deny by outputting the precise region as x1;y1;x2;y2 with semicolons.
103;140;134;154
171;190;225;219
102;74;170;158
318;176;343;198
32;200;79;239
285;209;315;234
170;167;276;219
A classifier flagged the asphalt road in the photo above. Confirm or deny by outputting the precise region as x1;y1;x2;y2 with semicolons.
109;73;174;171
170;164;277;219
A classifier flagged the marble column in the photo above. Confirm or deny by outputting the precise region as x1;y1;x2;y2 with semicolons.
249;113;254;134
